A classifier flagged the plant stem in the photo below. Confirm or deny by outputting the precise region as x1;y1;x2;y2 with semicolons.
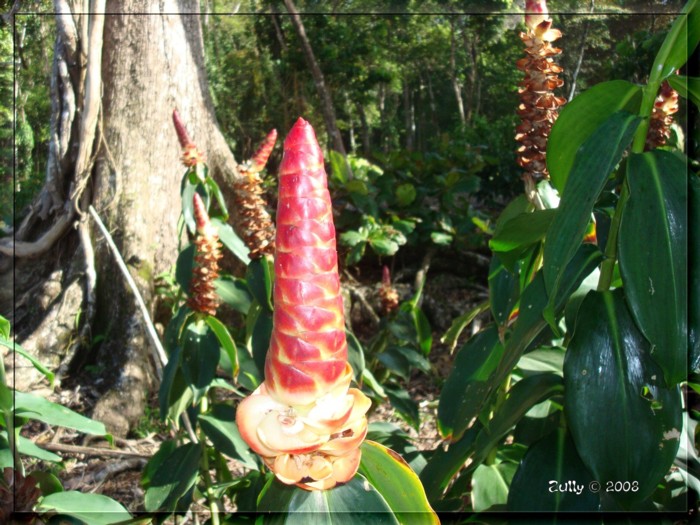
597;182;629;291
200;396;221;525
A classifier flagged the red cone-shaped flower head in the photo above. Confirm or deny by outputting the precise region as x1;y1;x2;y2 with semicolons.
236;118;370;491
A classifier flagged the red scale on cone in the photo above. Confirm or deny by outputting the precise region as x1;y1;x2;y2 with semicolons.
236;118;370;491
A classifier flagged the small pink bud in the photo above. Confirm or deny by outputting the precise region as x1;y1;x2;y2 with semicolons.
172;109;193;148
250;129;278;173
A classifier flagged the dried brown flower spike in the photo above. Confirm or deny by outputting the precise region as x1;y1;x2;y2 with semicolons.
516;0;566;194
187;193;223;316
645;80;680;151
233;129;278;259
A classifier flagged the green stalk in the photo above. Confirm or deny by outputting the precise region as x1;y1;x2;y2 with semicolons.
199;396;221;525
597;80;660;292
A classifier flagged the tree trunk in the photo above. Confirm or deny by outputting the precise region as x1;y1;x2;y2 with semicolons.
4;0;243;437
450;18;466;126
282;0;347;156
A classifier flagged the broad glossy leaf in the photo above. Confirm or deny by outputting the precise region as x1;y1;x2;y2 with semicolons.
496;245;603;387
440;300;490;352
17;434;62;462
667;74;700;108
248;303;273;374
199;404;258;469
257;475;398;524
0;338;54;385
419;422;481;503
437;326;504;441
212;218;251;265
548;81;643;192
690;176;700;372
175;244;195;290
181;178;198;234
508;428;599;512
471;462;517;511
385;384;420;430
181;320;220;402
14;392;106;436
205;315;239;379
471;373;564;469
619;150;687;385
358;440;439;523
649;0;699;84
544;111;641;302
144;442;203;512
564;290;682;507
489;255;519;326
411;307;432;355
206;176;229;220
246;257;273;311
489;208;555;253
516;347;565;376
36;491;132;525
215;276;252;314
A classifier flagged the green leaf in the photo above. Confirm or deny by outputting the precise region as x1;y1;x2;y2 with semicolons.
495;245;602;391
206;176;229;220
649;0;700;84
14;392;107;436
564;290;682;508
358;440;439;523
548;81;643;193
0;315;9;339
328;149;351;184
395;182;417;207
340;230;367;247
257;475;399;524
437;326;504;441
346;329;366;383
489;208;556;253
144;442;203;512
158;345;186;422
471;373;564;469
508;427;599;512
543;111;641;302
440;300;490;352
0;337;55;386
180;320;220;403
471;462;517;511
212;218;251;265
411;307;432;355
246;257;273;311
249;302;273;374
384;384;420;430
369;237;400;256
488;255;519;326
214;276;252;314
619;151;687;385
430;231;453;246
37;492;132;524
16;434;62;462
199;404;258;469
175;244;195;291
516;347;565;376
690;176;700;372
667;74;700;108
205;315;239;379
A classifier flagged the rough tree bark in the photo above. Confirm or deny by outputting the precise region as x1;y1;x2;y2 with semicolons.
4;0;245;437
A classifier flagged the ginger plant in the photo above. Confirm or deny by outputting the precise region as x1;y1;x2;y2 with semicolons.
236;118;371;491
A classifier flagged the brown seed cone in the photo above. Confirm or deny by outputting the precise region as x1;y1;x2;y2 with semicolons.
233;130;278;260
516;19;565;183
232;172;276;259
645;80;679;151
187;194;223;316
